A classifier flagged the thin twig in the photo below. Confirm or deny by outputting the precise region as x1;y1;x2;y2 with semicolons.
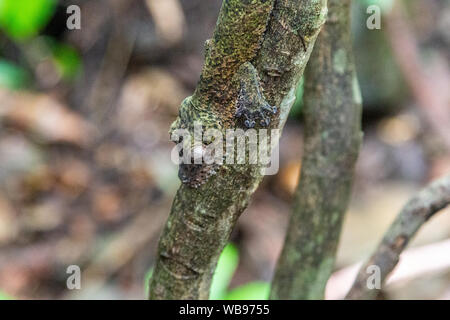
326;239;450;299
346;174;450;299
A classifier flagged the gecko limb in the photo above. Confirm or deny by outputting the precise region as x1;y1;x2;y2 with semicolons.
234;62;277;129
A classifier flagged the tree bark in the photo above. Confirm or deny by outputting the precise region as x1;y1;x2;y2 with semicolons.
346;174;450;300
149;0;328;300
270;0;362;300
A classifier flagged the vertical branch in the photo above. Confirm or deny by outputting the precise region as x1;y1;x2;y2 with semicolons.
149;0;327;300
270;0;362;300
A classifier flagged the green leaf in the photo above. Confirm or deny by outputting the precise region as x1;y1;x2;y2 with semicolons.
144;267;154;297
289;76;304;118
225;281;270;300
0;59;29;89
0;290;13;300
52;43;81;80
209;243;239;300
0;0;57;40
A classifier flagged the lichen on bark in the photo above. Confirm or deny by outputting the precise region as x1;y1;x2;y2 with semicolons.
149;0;327;300
270;0;362;300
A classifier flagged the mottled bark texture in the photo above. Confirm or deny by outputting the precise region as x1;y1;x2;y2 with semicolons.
346;174;450;300
149;0;328;300
270;0;362;300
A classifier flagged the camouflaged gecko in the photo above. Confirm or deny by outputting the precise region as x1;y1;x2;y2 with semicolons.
170;0;277;188
234;62;277;129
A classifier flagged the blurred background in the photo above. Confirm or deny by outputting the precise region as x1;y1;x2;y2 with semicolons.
0;0;449;300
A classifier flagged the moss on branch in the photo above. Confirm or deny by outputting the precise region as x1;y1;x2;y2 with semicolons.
270;0;362;300
149;0;327;300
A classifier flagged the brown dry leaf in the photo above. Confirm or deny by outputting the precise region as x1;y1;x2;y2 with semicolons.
0;88;93;146
429;155;450;181
376;113;420;145
145;0;186;45
275;161;301;197
0;265;30;297
56;159;91;196
22;164;53;191
92;187;122;223
0;195;18;245
68;213;96;241
117;68;187;130
21;199;64;232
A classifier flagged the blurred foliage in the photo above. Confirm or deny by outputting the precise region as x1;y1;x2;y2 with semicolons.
0;59;29;89
361;0;394;13
289;77;304;119
352;1;405;111
0;0;57;40
0;1;81;88
210;243;239;300
225;282;270;300
144;268;154;297
0;290;12;300
49;39;82;81
210;243;270;300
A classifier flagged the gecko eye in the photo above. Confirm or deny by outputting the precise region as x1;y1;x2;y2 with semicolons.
272;106;278;114
245;120;255;128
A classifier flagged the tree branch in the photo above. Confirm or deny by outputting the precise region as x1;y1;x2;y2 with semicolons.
149;0;328;300
270;0;362;300
346;174;450;300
